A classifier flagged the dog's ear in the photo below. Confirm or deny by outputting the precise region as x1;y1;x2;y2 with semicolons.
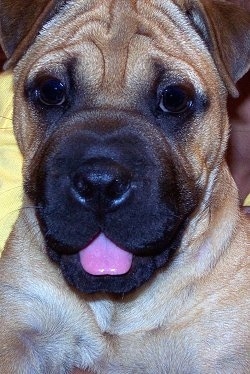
185;0;250;96
0;0;64;69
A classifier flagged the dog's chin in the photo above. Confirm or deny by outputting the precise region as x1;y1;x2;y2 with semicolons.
46;233;181;294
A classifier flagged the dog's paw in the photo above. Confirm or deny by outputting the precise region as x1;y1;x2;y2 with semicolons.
0;324;103;374
0;282;104;373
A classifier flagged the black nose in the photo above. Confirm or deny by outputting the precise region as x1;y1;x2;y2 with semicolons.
71;158;133;212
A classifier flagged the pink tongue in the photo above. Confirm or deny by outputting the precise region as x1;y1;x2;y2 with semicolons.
79;234;133;276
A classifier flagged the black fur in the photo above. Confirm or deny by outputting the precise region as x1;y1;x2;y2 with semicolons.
24;67;204;294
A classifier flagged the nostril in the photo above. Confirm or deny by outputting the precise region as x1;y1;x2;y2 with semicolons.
106;177;131;200
72;173;95;201
104;176;132;210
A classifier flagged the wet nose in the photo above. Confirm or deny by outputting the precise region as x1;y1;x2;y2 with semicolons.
71;158;133;212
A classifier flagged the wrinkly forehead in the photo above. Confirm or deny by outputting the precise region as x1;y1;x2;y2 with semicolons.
35;0;209;64
18;0;215;98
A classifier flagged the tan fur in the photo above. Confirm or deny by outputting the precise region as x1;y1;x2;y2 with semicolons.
0;1;250;373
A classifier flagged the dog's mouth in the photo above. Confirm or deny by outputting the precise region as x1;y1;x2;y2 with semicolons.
79;233;133;276
44;223;183;295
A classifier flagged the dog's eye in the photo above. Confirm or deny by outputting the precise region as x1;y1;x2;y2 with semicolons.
159;85;193;114
35;77;66;106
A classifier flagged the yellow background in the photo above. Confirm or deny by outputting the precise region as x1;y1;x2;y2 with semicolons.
0;72;22;253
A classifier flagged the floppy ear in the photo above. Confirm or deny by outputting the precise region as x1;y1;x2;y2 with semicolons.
185;0;250;96
0;0;64;69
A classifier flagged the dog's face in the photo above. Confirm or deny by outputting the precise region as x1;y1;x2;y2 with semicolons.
3;0;250;294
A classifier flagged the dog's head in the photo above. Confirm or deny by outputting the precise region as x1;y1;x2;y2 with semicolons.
1;0;250;294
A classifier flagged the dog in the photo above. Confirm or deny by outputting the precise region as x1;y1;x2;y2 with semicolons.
0;0;250;372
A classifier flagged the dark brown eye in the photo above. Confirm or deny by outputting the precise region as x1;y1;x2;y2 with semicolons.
35;77;66;106
159;85;193;114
